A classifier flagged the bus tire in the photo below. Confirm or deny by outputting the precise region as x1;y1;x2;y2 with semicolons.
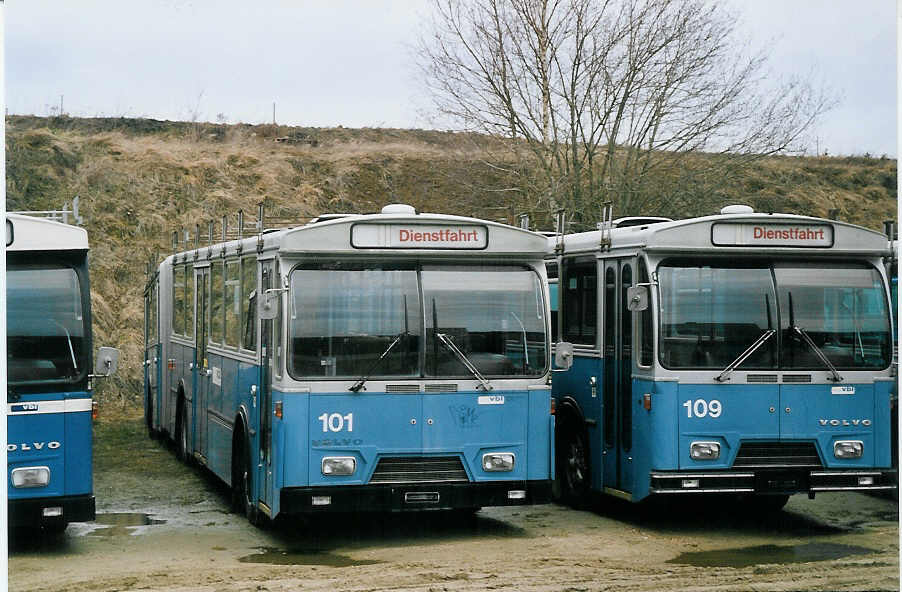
559;425;590;507
145;387;159;440
234;431;265;527
176;400;190;463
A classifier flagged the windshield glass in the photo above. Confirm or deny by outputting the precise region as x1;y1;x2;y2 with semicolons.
659;260;890;370
288;263;547;380
422;266;547;377
775;263;891;369
7;265;88;383
659;263;777;369
288;264;420;378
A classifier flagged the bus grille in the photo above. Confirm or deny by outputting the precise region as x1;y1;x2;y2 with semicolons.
369;456;469;484
733;442;822;468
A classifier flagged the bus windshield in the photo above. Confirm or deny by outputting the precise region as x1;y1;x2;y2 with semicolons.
7;265;88;384
659;260;890;371
288;263;547;380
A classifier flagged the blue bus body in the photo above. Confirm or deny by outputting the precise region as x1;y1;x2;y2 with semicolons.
6;214;96;530
550;209;896;506
146;206;554;522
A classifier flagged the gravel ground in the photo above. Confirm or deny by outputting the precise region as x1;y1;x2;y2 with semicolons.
8;418;899;592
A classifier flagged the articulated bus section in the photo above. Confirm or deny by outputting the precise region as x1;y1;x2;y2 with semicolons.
550;206;896;509
146;205;554;523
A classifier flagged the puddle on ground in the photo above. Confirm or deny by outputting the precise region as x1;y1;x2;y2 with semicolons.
90;513;166;536
238;547;383;567
669;542;875;568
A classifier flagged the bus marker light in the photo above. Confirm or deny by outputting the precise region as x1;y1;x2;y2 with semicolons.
690;441;720;460
12;466;50;488
482;452;515;472
858;476;875;486
92;401;99;421
274;401;283;419
167;359;176;371
643;393;652;411
42;507;63;517
322;457;356;476
833;440;863;459
311;496;332;506
681;479;700;488
508;490;527;500
550;397;556;415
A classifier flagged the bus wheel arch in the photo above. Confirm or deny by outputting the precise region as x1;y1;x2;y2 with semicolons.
554;396;591;506
231;411;264;526
175;389;190;463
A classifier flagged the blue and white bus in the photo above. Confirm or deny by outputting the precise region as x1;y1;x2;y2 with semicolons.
549;205;896;510
145;204;553;523
6;213;118;533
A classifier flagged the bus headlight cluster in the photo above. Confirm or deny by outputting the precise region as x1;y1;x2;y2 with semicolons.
689;441;720;461
321;457;356;476
482;452;515;472
834;440;863;459
11;466;50;488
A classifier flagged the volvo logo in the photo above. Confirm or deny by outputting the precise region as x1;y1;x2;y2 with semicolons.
818;419;872;427
7;441;61;452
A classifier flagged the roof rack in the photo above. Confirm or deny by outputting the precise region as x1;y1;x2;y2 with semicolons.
16;196;83;226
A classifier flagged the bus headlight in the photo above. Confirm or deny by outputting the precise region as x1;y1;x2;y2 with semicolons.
834;440;863;459
321;457;356;476
11;466;50;488
482;452;515;472
689;441;720;460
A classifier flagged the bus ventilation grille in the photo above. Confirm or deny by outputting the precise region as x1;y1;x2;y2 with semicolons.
369;456;469;484
732;442;822;468
746;374;778;383
386;384;420;393
425;384;458;393
782;374;812;383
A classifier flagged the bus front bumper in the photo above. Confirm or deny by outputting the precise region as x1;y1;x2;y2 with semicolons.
650;469;897;495
8;494;95;528
280;479;552;514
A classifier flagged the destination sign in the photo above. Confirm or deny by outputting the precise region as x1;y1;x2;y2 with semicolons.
351;223;488;249
711;222;833;247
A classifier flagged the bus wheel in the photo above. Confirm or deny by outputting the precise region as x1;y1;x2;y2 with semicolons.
145;388;158;440
176;402;189;463
560;428;590;507
235;435;265;527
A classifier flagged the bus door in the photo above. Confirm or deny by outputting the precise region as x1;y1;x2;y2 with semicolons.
194;267;210;458
602;259;633;493
259;260;277;508
144;278;160;430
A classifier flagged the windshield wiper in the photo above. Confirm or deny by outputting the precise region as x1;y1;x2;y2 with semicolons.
787;291;843;382
715;329;776;382
54;320;79;375
792;326;844;382
435;332;493;391
348;331;408;393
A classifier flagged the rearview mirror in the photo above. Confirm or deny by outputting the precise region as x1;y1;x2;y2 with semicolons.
258;288;284;320
553;342;574;371
627;285;649;312
94;347;120;377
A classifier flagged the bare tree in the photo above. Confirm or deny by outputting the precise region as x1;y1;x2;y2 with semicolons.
417;0;833;228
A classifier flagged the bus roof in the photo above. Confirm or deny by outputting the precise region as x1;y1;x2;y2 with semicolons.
550;211;891;258
167;208;549;263
6;213;89;252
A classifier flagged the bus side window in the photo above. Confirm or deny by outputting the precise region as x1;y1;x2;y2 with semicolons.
211;261;224;344
241;258;256;352
562;258;597;345
638;259;653;367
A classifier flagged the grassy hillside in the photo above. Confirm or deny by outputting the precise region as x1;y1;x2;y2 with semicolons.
6;115;897;408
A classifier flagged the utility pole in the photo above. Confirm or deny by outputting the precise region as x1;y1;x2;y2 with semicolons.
272;102;276;125
60;94;63;116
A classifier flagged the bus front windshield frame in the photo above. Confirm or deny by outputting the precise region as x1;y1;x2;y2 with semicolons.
658;259;891;372
287;262;548;381
7;263;90;386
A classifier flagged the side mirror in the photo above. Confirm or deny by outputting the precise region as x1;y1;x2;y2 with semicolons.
258;288;283;320
94;347;120;377
553;342;574;371
627;285;649;312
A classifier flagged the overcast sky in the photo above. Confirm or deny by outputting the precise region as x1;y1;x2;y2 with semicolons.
4;0;897;157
